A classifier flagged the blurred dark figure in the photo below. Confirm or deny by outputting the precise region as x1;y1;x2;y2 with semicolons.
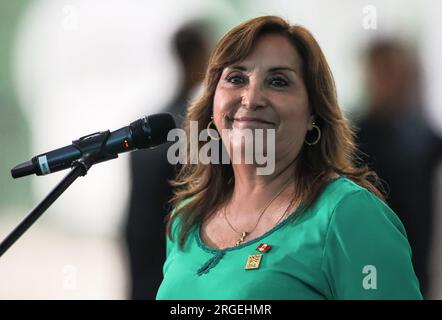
124;21;211;299
356;39;442;298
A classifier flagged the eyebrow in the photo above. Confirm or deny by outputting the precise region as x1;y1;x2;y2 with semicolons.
228;65;298;75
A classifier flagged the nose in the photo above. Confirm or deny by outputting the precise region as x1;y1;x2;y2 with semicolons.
241;81;268;110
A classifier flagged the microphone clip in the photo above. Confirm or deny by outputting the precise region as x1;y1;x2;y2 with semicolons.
72;130;118;169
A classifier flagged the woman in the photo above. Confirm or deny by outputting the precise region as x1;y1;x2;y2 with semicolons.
156;16;422;299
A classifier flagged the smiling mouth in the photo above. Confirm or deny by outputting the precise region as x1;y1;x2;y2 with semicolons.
231;117;274;125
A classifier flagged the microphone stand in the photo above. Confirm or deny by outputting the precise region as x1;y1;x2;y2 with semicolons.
0;131;113;258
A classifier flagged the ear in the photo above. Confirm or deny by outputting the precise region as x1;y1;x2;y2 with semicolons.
307;114;315;130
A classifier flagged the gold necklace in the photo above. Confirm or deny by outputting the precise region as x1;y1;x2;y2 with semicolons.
223;178;293;246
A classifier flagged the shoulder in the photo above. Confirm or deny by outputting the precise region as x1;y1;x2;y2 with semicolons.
319;176;379;205
305;176;409;250
167;197;196;250
168;198;191;236
313;177;402;230
324;177;406;236
319;178;421;299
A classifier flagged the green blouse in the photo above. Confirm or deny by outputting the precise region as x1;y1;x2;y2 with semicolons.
156;176;422;300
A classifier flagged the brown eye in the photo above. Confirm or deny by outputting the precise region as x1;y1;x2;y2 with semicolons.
226;74;245;85
269;77;289;87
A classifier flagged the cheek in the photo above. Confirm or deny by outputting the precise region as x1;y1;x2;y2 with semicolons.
213;87;236;129
279;93;309;124
275;98;310;146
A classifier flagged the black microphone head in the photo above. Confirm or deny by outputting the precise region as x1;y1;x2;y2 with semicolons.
130;113;176;149
146;113;177;147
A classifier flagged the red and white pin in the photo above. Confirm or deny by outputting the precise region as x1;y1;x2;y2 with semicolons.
256;243;272;253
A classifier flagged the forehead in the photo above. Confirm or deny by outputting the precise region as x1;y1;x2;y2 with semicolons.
236;33;302;71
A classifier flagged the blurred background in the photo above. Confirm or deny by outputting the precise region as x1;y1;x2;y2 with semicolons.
0;0;440;299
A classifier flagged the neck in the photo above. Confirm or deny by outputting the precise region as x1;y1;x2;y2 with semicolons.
229;158;297;214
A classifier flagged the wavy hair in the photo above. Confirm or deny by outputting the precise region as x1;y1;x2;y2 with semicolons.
166;15;385;248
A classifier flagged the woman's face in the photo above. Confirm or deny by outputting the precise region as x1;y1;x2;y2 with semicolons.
213;33;313;167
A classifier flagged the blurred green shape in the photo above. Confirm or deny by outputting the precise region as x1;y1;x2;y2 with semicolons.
0;0;32;212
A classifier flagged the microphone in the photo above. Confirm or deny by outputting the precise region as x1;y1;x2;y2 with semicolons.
11;113;176;179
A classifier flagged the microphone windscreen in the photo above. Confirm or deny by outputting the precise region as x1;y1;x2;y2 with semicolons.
146;113;177;147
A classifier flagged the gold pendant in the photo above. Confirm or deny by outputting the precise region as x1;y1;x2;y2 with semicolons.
245;254;262;270
235;231;248;246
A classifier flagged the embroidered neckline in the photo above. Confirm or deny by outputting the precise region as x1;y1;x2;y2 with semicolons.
194;205;303;276
194;175;344;275
196;204;303;254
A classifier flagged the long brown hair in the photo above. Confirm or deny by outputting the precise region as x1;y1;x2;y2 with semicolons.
166;15;385;248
